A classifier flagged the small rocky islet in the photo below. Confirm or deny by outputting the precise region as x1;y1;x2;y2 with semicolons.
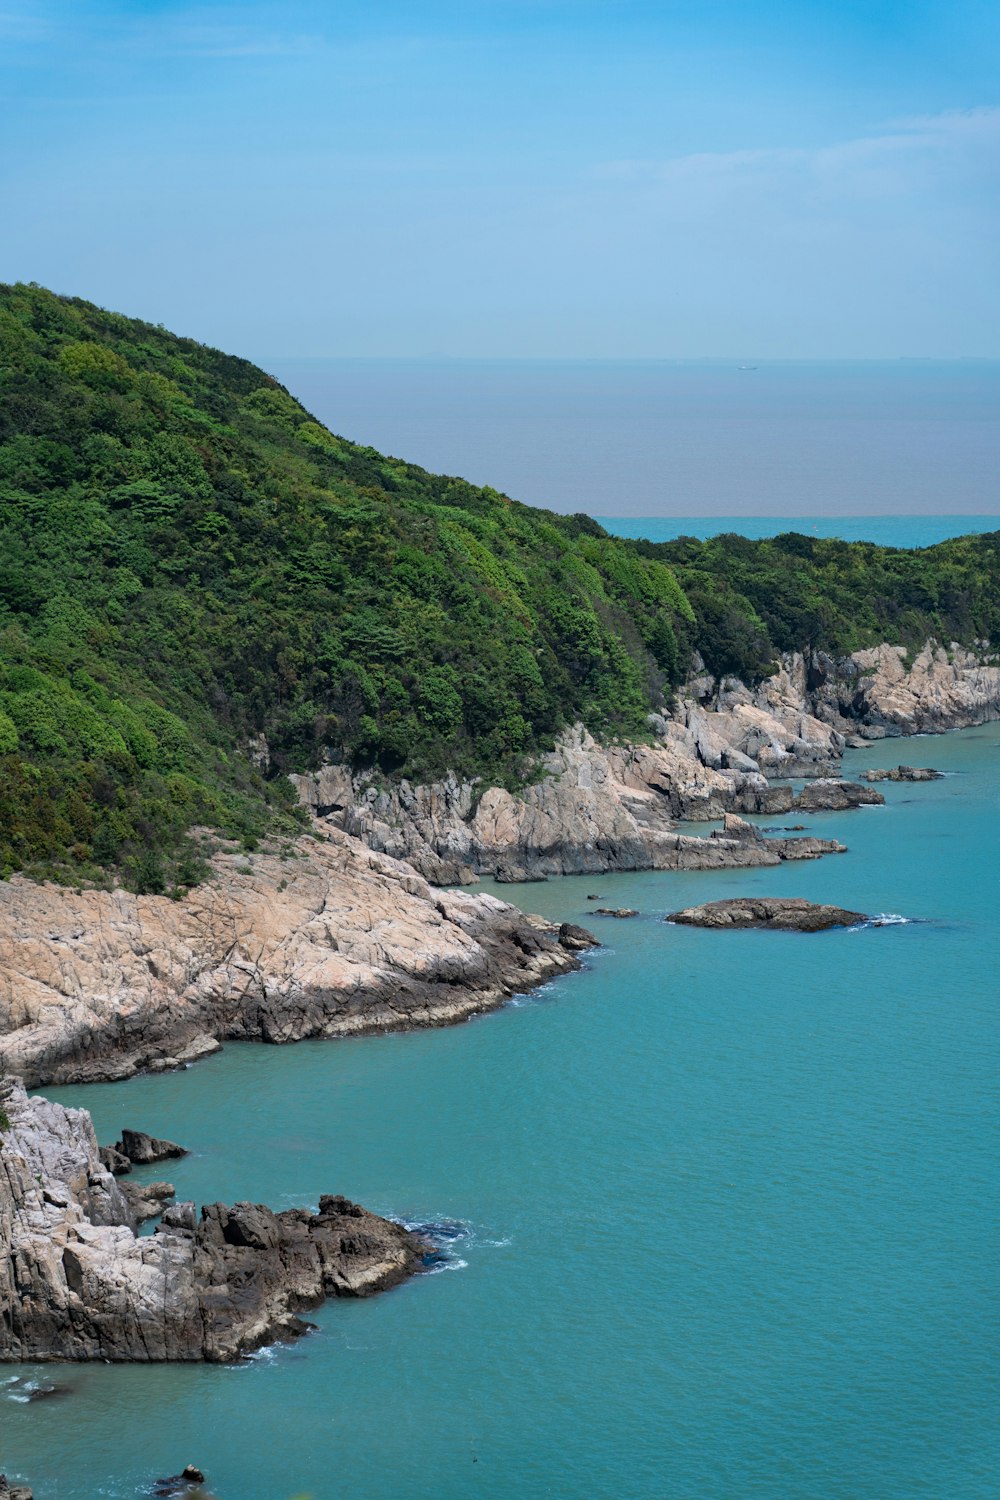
666;897;872;932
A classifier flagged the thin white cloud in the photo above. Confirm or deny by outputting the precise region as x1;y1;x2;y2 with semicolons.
597;107;1000;192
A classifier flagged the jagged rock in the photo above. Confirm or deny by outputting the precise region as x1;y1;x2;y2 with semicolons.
0;1477;33;1499
0;1079;426;1363
289;637;994;886
666;897;870;931
859;765;943;782
99;1145;132;1176
0;827;582;1087
557;923;599;950
708;814;847;861
150;1465;210;1497
122;1180;176;1223
116;1130;187;1165
593;908;639;918
793;780;884;812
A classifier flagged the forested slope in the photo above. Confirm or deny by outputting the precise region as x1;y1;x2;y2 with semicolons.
1;283;997;891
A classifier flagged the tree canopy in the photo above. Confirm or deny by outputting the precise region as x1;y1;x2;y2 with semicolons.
1;283;996;891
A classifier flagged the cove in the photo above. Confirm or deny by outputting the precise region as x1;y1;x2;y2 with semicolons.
6;726;999;1500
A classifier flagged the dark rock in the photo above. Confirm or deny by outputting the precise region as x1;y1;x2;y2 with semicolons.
99;1145;132;1176
594;908;639;918
150;1473;210;1499
0;1478;33;1500
116;1129;187;1165
859;765;943;782
557;922;599;950
25;1382;72;1401
792;780;883;812
666;897;870;931
585;893;602;900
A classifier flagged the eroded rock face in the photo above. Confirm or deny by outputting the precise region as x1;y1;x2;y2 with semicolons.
0;1079;424;1363
0;826;583;1088
0;1476;33;1499
793;780;884;812
666;897;870;931
292;723;854;885
291;635;988;885
115;1130;187;1165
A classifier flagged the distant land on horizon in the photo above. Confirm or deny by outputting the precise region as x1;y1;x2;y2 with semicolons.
268;356;1000;521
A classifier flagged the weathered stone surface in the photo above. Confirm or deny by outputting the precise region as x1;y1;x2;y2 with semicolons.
593;908;639;919
792;780;884;812
290;637;989;885
116;1130;187;1165
708;813;847;861
0;1079;425;1363
666;897;870;931
859;765;943;782
0;1477;33;1499
0;827;583;1087
122;1180;176;1223
557;923;599;951
99;1145;132;1176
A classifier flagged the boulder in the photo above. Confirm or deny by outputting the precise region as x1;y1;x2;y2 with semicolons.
666;897;870;931
793;780;884;812
116;1130;187;1166
557;923;599;950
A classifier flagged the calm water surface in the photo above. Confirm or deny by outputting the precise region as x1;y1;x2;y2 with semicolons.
269;357;1000;519
5;726;998;1499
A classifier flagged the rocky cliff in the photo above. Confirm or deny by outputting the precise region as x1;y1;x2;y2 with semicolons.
0;1079;424;1362
0;826;589;1089
292;637;996;884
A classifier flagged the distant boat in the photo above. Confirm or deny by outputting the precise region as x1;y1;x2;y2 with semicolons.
738;364;758;371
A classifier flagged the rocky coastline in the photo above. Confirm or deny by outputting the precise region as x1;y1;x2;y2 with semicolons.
292;637;995;884
0;1078;426;1363
0;824;598;1090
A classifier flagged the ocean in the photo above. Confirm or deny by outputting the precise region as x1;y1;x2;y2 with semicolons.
265;357;1000;523
8;719;999;1499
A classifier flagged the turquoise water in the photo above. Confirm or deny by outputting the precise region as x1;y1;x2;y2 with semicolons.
6;725;998;1499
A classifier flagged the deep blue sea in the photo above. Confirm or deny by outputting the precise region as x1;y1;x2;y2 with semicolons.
268;357;1000;520
7;720;999;1500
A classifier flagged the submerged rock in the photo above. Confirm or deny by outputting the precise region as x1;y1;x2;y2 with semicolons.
0;1079;427;1363
593;908;639;918
859;765;943;782
666;897;870;931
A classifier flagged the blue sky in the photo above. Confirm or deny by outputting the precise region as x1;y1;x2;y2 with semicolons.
2;1;998;357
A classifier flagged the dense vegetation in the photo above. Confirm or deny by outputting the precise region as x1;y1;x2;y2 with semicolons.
1;283;996;891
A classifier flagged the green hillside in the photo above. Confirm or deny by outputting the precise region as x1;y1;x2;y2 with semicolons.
0;283;997;892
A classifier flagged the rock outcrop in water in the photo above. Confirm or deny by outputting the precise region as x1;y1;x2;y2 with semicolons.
666;897;870;931
859;765;944;782
292;725;859;886
0;1079;425;1363
0;826;590;1088
0;1477;33;1499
